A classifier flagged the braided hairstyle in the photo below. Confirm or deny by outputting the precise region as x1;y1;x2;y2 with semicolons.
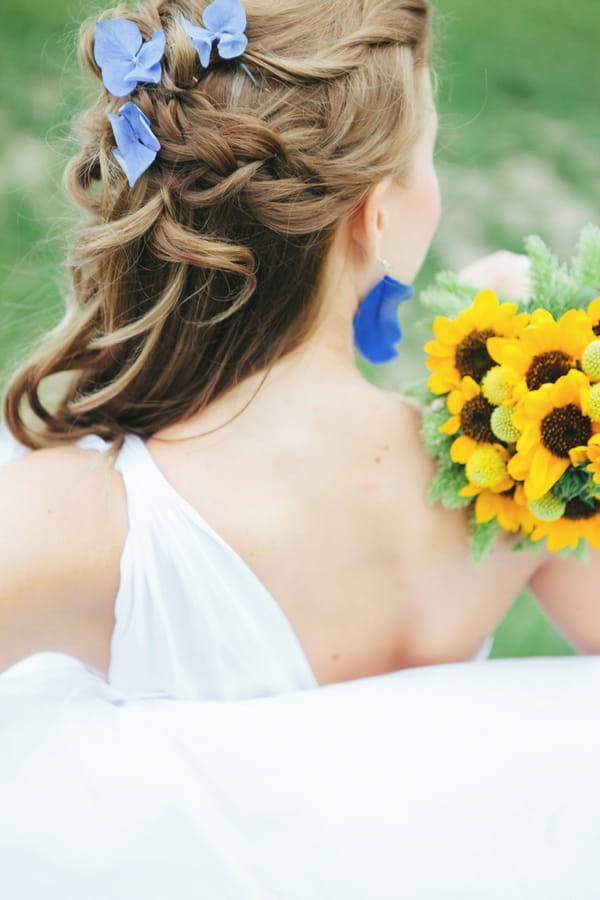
4;0;431;447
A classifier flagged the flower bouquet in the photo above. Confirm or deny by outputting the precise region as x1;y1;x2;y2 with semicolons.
414;225;600;561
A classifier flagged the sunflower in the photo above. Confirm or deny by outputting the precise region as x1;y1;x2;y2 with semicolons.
585;433;600;485
509;369;600;501
425;290;528;394
488;308;596;392
529;497;600;552
474;484;534;533
588;296;600;335
439;375;500;463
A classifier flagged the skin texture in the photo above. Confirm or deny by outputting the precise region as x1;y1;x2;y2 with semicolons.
1;77;598;684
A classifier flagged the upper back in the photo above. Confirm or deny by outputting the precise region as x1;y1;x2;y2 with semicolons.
0;376;544;686
145;376;543;682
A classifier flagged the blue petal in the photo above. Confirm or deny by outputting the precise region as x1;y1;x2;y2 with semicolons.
113;143;158;188
353;276;413;365
180;16;209;39
94;19;143;66
181;16;214;67
99;60;138;98
203;0;247;35
119;102;161;151
95;21;165;96
136;30;166;68
108;111;134;151
124;59;163;87
216;32;248;60
108;102;161;187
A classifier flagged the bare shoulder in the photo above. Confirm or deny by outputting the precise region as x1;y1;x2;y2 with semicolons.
0;445;127;672
0;444;127;550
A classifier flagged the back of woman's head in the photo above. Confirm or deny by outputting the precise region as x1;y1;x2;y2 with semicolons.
4;0;431;447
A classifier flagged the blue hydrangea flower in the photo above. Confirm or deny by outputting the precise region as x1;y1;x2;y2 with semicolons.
181;0;248;68
94;19;166;98
353;276;414;365
107;101;161;188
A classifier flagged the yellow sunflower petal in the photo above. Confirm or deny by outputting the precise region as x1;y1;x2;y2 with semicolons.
525;448;569;501
432;317;462;343
450;435;478;464
439;416;460;435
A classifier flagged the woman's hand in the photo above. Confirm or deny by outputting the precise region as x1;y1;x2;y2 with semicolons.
457;251;531;300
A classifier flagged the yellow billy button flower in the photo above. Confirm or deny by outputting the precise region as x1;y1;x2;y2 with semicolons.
530;497;600;552
474;483;534;533
425;290;528;395
490;405;521;443
509;368;599;501
528;491;566;521
589;384;600;423
582;339;600;382
439;376;497;463
464;446;513;495
488;307;596;392
480;366;515;405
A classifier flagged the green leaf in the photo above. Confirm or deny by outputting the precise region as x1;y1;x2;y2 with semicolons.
426;464;471;508
556;539;589;562
554;466;595;503
523;233;574;317
420;401;454;458
511;533;545;554
419;270;478;317
401;379;435;406
570;224;600;294
469;517;502;563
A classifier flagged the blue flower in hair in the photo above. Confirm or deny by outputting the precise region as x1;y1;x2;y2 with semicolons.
94;19;166;98
182;0;248;68
108;101;161;187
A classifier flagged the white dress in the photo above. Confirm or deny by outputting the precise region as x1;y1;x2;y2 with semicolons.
2;426;600;899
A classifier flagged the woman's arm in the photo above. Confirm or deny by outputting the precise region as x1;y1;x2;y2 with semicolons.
0;447;126;673
529;551;600;654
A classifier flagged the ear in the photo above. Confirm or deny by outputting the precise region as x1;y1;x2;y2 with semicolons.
349;179;392;265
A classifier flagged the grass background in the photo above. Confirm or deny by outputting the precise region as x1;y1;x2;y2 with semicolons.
1;0;599;658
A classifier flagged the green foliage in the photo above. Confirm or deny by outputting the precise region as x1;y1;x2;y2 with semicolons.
420;400;453;458
554;467;596;504
571;225;600;293
426;463;471;509
523;234;575;317
401;380;435;407
469;517;502;565
557;540;589;563
511;534;545;555
419;271;478;317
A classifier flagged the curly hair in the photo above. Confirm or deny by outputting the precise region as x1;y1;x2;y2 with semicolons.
4;0;431;447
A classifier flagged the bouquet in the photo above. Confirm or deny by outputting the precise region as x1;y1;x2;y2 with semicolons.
415;225;600;561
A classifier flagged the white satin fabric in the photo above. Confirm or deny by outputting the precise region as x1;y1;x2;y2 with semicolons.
93;434;319;699
0;425;493;698
1;652;600;899
1;425;599;897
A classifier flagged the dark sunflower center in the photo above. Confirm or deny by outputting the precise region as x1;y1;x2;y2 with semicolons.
540;404;592;458
525;350;572;391
460;396;496;442
563;497;600;521
455;329;495;381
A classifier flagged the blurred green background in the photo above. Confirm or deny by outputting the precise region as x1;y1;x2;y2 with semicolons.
1;0;598;658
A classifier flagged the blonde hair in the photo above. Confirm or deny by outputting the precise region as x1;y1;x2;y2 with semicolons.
4;0;431;448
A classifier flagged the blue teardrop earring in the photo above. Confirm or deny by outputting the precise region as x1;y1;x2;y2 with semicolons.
353;257;414;364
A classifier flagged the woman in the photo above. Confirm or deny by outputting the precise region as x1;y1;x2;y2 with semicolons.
1;0;598;696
